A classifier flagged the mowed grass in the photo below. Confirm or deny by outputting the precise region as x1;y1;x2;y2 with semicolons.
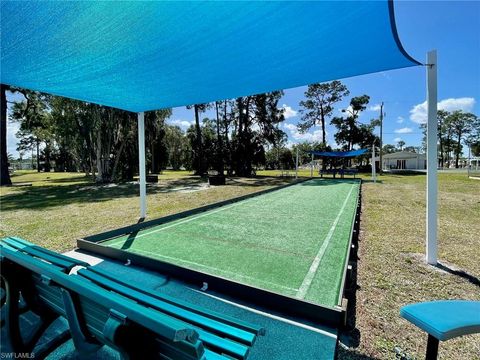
102;179;359;307
1;170;479;359
345;172;480;360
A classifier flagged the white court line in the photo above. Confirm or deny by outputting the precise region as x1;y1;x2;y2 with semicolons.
296;185;355;299
122;247;299;293
195;291;338;339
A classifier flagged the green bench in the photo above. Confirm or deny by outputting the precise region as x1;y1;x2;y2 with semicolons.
0;237;264;359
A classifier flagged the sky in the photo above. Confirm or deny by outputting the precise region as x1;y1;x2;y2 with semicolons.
6;0;480;157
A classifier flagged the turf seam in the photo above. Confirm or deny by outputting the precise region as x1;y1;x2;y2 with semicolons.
296;185;355;299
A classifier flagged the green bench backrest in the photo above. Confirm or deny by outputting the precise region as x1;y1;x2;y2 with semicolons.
1;238;264;359
78;267;263;359
2;237;89;271
0;241;205;359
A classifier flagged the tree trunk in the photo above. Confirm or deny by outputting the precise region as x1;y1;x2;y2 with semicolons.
320;105;326;145
36;141;40;172
44;141;51;172
0;84;12;185
111;139;126;182
455;131;462;168
439;137;444;168
194;104;205;175
96;130;103;181
215;102;224;174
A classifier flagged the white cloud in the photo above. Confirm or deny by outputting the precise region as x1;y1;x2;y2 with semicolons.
394;127;413;134
397;116;404;124
394;137;403;143
283;123;297;132
409;97;476;124
281;104;298;119
282;123;324;143
168;119;194;129
369;104;381;112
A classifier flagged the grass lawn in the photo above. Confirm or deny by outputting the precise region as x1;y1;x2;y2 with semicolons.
1;170;479;359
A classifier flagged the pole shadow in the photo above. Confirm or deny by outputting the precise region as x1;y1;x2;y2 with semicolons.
435;262;480;288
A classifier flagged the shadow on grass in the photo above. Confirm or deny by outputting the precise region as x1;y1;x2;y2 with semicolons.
1;176;289;212
337;347;379;360
42;175;92;184
361;180;384;184
337;262;380;360
436;262;480;288
11;173;91;184
226;176;292;187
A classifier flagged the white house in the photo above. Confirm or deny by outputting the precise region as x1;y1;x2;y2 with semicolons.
382;151;426;170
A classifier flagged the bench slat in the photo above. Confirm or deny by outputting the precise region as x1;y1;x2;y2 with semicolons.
78;268;251;359
2;237;78;271
88;266;265;336
0;244;197;345
9;237;90;267
78;268;254;344
2;237;89;270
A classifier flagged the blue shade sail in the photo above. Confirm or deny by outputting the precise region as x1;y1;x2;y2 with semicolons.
307;149;368;158
1;1;420;112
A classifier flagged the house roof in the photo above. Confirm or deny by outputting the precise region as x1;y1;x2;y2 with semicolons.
383;151;426;159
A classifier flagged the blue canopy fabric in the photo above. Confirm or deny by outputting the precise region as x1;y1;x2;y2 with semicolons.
307;149;368;158
1;1;420;112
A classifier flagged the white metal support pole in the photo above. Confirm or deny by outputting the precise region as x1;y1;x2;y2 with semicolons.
295;147;299;179
310;154;314;178
138;112;147;219
426;50;438;265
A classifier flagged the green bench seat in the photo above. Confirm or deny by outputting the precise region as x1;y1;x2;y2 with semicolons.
1;241;202;359
0;238;263;359
78;267;265;359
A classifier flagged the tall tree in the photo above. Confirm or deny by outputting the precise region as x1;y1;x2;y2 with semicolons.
186;103;210;175
382;144;397;154
465;115;480;157
10;91;52;172
0;85;10;185
214;101;224;174
1;85;35;184
165;125;188;170
330;95;370;151
298;81;349;145
437;110;448;167
230;91;285;176
449;110;477;168
145;109;172;174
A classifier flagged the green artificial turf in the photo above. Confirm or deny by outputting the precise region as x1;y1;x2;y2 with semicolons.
102;179;360;307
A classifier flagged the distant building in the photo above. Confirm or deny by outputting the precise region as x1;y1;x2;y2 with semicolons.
382;151;426;170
